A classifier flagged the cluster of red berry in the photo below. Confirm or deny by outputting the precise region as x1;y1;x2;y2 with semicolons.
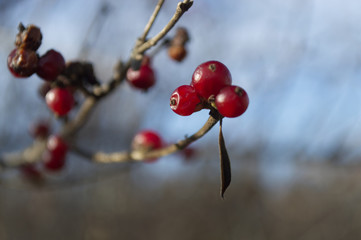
7;24;75;117
20;122;68;181
170;60;249;118
5;24;72;175
6;23;249;181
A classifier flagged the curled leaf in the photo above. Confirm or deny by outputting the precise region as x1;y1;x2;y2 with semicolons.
219;119;231;198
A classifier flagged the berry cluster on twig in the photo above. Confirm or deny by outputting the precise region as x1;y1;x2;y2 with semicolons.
1;0;249;197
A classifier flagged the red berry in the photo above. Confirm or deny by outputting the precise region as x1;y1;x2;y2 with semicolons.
47;135;67;155
45;88;75;116
215;85;249;118
37;49;65;81
170;85;203;116
191;60;232;100
43;150;66;171
29;121;50;139
132;130;163;162
43;135;67;171
126;64;155;90
7;48;38;78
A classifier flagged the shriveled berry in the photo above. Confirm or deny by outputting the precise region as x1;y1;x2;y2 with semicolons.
126;64;155;90
37;49;65;81
191;60;232;100
45;88;75;116
43;135;67;171
15;24;42;50
170;85;203;116
215;85;249;118
171;27;189;46
7;48;38;77
168;45;187;62
132;130;163;162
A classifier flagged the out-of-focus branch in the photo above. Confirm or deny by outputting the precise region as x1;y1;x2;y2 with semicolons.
0;140;47;168
134;0;193;56
0;0;194;169
60;96;97;138
76;115;219;163
98;0;193;99
139;0;165;43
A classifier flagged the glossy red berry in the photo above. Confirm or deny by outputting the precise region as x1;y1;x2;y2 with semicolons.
215;85;249;118
170;85;203;116
126;64;155;90
43;135;67;171
191;60;232;100
37;49;65;81
132;130;163;162
29;121;50;139
7;48;38;78
45;88;75;116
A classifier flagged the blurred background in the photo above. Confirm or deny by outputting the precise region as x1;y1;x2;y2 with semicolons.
1;0;361;239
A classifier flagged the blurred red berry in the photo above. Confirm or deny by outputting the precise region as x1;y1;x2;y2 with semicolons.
43;135;67;171
45;88;75;116
37;49;65;81
127;62;155;90
132;130;163;162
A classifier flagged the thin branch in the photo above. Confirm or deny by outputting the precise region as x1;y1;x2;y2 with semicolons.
0;140;47;168
93;60;130;98
86;115;219;163
60;97;97;138
0;0;194;170
139;0;165;43
135;0;193;55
